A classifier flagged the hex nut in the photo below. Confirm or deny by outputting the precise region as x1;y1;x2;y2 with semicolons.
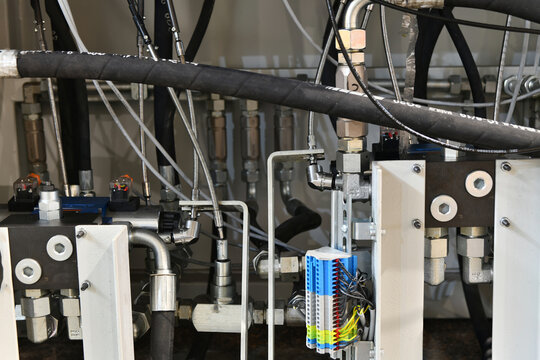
60;298;80;317
461;227;488;237
25;289;48;298
21;296;51;317
336;152;362;173
177;304;193;320
336;29;366;50
425;228;449;239
241;169;259;183
280;257;300;282
243;99;258;112
457;235;485;258
337;138;365;153
424;238;448;258
338;52;365;65
21;102;41;115
212;169;228;185
210;99;225;112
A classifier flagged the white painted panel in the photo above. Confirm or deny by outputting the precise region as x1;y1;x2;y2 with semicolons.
76;225;134;360
372;161;425;360
493;159;540;360
0;227;19;360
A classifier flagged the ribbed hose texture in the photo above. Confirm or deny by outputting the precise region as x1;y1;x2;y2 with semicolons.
16;51;540;150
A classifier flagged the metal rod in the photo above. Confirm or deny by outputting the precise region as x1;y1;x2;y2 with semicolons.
307;0;346;149
494;15;512;121
178;200;250;360
266;149;324;360
344;0;372;29
380;5;402;102
31;0;70;195
137;0;150;204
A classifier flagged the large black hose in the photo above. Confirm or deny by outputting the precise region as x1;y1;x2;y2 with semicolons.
184;0;215;63
153;0;178;171
44;0;92;182
150;311;175;360
275;198;322;243
445;0;540;24
13;50;540;150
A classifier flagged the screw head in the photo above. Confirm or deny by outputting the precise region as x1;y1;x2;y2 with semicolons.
76;230;86;238
500;217;511;227
412;219;422;229
501;162;512;172
80;280;91;291
412;164;422;174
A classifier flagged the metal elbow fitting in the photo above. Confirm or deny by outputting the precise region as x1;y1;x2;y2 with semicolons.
129;228;176;311
306;163;342;191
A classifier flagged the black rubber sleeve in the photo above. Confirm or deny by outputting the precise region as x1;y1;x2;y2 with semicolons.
185;0;215;63
445;0;540;24
414;9;445;100
15;50;540;149
150;311;175;360
275;199;322;244
153;0;178;170
443;8;488;119
45;0;92;177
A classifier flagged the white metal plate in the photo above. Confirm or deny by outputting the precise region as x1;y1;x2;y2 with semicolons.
0;227;19;359
371;161;425;360
76;225;134;360
493;159;540;360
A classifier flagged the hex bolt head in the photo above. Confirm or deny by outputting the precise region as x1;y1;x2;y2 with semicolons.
500;217;511;227
501;162;512;172
412;219;422;229
80;280;91;291
412;164;422;174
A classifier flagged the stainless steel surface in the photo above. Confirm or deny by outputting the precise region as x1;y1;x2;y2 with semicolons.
424;228;448;285
458;227;492;284
344;0;372;29
150;272;176;312
380;5;402;101
129;228;171;271
78;170;94;195
110;206;161;230
38;186;61;221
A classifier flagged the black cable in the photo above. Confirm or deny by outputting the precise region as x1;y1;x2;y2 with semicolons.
15;50;540;152
185;0;215;63
325;0;533;154
44;0;92;182
442;7;487;119
275;199;322;243
371;0;540;35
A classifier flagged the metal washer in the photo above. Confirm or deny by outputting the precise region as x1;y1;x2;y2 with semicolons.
430;195;458;222
46;235;74;262
465;170;493;198
14;258;42;285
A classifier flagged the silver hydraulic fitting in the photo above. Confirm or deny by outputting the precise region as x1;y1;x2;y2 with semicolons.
38;182;61;221
458;227;493;284
59;288;82;340
21;289;58;343
424;228;448;286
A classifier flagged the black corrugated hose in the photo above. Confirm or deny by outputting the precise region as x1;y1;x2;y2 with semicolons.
44;0;92;183
275;198;322;244
13;50;540;151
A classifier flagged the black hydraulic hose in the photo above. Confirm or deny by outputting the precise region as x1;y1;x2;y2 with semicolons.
445;0;540;25
414;9;445;100
12;50;540;150
44;0;92;181
443;8;488;119
150;311;175;360
185;0;215;63
458;256;492;359
153;0;178;171
275;199;322;243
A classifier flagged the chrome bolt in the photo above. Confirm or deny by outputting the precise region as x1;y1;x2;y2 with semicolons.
76;230;86;238
412;164;422;174
412;219;422;229
500;217;510;227
501;162;512;172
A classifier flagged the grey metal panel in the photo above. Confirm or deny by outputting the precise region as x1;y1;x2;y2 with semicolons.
493;159;540;360
371;161;425;360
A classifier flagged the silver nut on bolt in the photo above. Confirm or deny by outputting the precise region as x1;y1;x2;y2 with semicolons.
336;29;366;50
457;235;485;258
21;296;51;317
